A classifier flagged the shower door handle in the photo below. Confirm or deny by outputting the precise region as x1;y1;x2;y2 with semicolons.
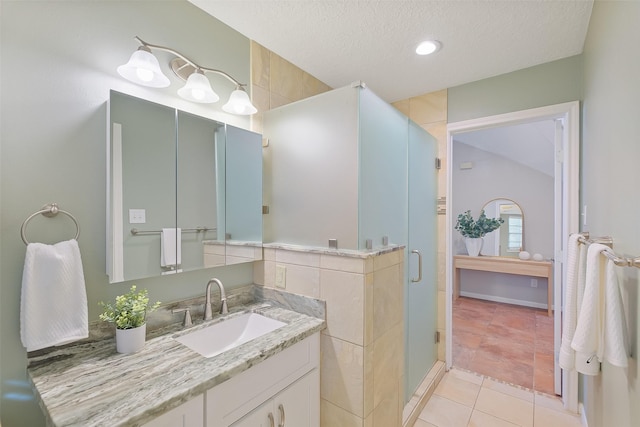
411;249;422;283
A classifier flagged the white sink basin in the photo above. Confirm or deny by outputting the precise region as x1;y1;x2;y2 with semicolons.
174;313;286;358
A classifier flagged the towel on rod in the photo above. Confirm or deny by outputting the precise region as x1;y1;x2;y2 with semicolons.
161;228;181;268
559;233;583;370
601;258;630;368
571;243;630;374
20;239;88;352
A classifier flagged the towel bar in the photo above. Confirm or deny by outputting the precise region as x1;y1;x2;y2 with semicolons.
21;203;80;245
130;226;216;235
577;232;640;269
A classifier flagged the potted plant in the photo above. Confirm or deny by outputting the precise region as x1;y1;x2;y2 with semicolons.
99;285;160;354
454;210;504;256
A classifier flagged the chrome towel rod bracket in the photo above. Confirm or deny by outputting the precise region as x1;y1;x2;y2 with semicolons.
21;203;80;245
578;232;640;269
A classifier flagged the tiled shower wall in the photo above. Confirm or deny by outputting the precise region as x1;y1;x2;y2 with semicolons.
392;91;448;361
249;41;332;133
255;246;405;426
248;41;448;425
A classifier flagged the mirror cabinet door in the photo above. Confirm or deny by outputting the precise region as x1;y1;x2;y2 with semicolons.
108;91;264;283
177;111;226;272
109;92;177;282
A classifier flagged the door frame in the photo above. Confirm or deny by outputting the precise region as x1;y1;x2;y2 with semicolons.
445;101;580;411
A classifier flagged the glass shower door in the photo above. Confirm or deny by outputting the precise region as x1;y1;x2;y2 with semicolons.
405;122;438;401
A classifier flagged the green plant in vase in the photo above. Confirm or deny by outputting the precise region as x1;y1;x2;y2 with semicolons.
99;285;161;330
455;210;504;256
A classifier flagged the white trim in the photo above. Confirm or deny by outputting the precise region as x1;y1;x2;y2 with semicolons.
459;291;551;310
445;101;580;410
109;122;124;283
579;402;589;426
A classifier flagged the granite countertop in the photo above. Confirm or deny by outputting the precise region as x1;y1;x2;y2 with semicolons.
27;303;325;427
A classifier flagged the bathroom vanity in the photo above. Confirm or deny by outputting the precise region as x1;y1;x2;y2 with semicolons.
27;303;323;427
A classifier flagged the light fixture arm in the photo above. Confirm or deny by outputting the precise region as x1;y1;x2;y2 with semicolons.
134;36;245;87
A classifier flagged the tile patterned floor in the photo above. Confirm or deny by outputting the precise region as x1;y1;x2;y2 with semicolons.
452;297;555;394
412;368;583;427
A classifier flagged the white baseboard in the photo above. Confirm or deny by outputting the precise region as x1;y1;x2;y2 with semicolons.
459;291;551;310
579;403;588;426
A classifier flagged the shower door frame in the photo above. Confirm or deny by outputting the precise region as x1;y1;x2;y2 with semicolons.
445;101;580;412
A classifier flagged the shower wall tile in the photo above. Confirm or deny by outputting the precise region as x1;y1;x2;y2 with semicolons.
255;245;404;426
321;399;364;427
321;333;365;417
250;41;270;90
372;262;403;341
320;269;365;345
284;264;321;298
409;90;448;125
270;53;303;101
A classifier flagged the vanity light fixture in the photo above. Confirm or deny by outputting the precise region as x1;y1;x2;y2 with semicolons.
415;40;442;56
117;36;257;115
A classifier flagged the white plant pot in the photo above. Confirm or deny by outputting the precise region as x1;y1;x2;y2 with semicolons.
115;323;146;354
465;237;483;257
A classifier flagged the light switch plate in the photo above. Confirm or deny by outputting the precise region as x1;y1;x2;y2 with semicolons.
129;209;146;224
275;264;286;289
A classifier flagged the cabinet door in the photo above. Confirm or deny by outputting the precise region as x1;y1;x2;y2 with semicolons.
230;401;273;427
141;395;204;427
272;369;319;427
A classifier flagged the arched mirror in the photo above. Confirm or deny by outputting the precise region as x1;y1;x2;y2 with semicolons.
481;198;524;257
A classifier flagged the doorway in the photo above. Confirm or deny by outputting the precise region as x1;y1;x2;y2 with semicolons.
445;102;580;409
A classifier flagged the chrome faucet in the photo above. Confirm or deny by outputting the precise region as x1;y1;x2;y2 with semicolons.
204;278;228;320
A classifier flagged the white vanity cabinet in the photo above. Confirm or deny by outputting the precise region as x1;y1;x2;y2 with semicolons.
141;394;204;427
231;369;319;427
206;333;320;427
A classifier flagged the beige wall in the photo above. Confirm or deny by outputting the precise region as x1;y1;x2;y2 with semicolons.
392;91;448;360
249;41;332;133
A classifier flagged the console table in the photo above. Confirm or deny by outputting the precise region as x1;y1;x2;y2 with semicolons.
453;255;554;316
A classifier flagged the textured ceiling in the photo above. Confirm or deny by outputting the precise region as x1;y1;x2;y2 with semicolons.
189;0;593;102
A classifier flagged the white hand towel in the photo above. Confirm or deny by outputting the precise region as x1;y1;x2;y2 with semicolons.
571;243;609;375
601;259;630;368
559;233;582;370
20;239;88;352
161;228;181;267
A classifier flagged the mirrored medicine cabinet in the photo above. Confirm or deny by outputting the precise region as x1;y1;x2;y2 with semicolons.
107;90;263;283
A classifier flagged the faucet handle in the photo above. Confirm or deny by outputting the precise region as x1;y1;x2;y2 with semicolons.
172;307;193;327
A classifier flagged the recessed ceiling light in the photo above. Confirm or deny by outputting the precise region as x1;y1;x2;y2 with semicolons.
416;40;442;56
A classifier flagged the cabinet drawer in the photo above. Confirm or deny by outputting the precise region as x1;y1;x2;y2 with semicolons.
206;333;319;426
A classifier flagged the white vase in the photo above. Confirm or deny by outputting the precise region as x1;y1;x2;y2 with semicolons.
465;237;483;257
115;323;146;354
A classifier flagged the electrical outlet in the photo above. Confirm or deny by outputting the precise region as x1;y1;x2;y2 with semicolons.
531;279;538;288
275;264;286;289
129;209;146;224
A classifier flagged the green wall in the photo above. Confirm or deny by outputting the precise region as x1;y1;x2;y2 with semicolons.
0;2;253;425
581;2;640;426
448;55;583;123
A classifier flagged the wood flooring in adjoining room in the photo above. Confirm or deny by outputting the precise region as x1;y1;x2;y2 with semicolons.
452;296;555;395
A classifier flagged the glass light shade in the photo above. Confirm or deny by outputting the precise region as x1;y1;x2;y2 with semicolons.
177;71;219;103
222;88;258;115
117;48;170;88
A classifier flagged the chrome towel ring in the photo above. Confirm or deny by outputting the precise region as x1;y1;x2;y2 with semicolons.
21;203;80;245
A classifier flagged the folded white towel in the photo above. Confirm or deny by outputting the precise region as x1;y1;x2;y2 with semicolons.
20;239;88;352
559;233;582;370
161;228;181;268
571;243;630;374
572;243;609;375
601;259;630;368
